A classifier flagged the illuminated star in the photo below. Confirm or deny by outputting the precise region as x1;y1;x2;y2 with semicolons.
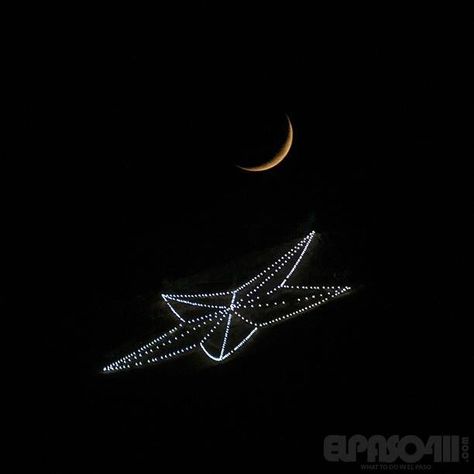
102;231;352;373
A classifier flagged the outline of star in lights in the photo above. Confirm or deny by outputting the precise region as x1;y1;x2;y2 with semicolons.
103;231;352;373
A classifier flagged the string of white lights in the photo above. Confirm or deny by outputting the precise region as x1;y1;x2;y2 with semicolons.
279;230;314;287
220;327;259;361
219;313;233;359
102;231;353;373
104;313;229;372
163;295;228;309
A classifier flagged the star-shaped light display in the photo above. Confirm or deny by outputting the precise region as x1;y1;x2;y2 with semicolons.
103;231;352;373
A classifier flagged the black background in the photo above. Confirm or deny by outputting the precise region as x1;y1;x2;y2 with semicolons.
16;4;472;471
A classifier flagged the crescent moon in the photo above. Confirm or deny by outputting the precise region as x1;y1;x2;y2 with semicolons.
237;115;293;172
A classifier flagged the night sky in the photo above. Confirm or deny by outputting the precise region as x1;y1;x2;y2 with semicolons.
17;5;472;471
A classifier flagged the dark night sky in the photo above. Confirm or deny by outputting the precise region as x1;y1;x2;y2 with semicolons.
15;4;472;471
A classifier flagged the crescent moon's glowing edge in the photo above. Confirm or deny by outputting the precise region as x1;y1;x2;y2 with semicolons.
238;115;293;172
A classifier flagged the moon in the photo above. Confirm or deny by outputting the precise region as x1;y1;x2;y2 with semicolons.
237;115;293;172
